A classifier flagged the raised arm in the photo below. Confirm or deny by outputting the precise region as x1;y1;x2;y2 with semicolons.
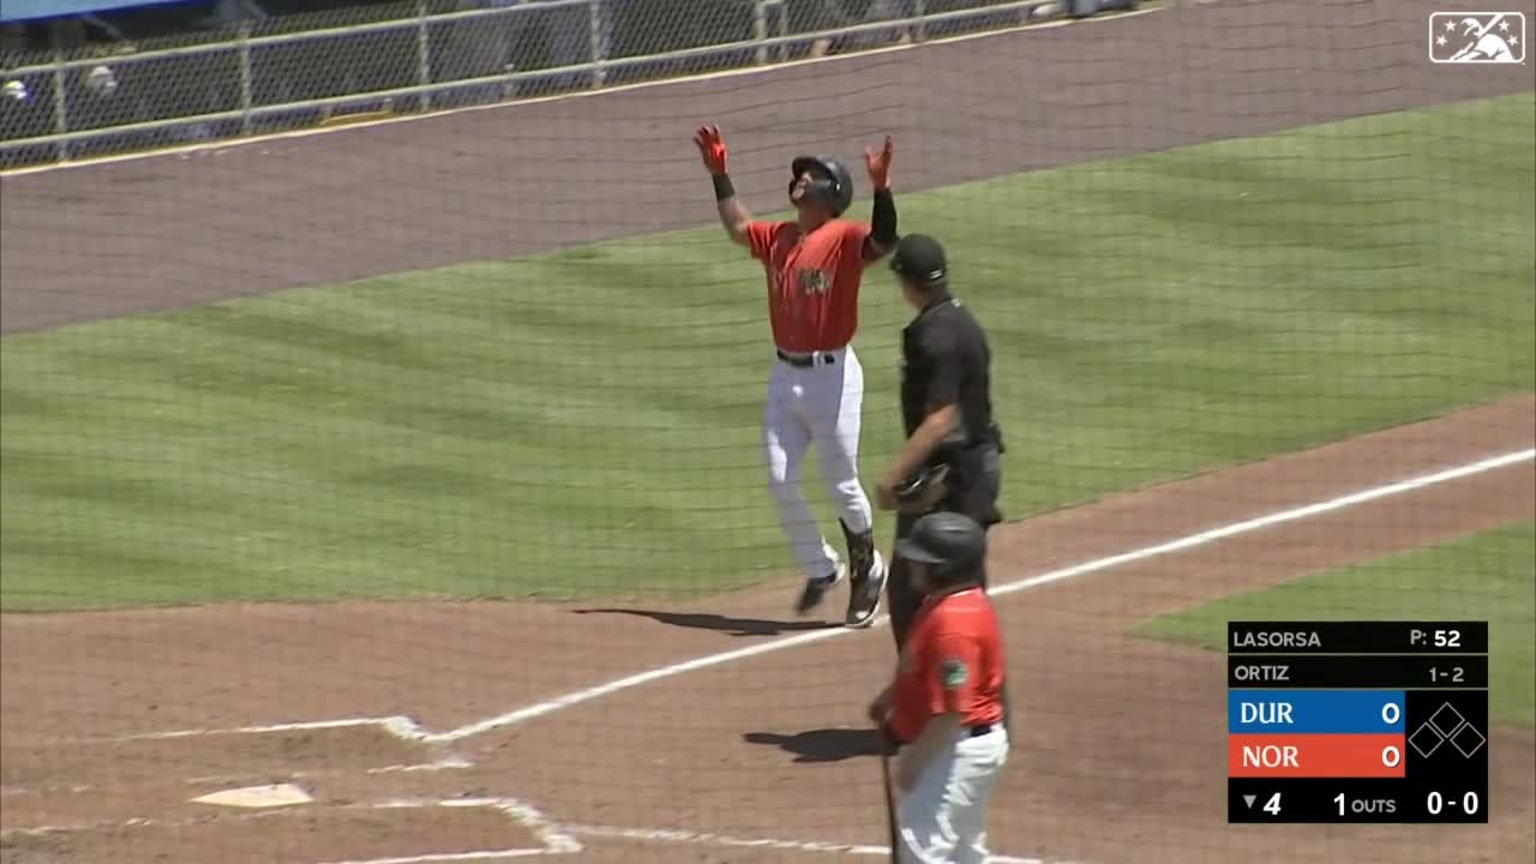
694;124;752;247
862;135;897;263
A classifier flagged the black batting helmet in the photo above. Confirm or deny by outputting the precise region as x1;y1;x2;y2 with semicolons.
895;511;987;585
789;155;854;216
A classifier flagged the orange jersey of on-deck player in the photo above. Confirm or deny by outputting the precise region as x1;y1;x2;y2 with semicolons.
888;587;1007;744
746;219;872;353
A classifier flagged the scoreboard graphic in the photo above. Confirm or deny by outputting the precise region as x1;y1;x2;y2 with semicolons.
1227;621;1489;823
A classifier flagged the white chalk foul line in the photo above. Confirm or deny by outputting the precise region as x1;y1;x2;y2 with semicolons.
984;446;1536;601
115;445;1534;749
315;850;547;864
420;446;1534;744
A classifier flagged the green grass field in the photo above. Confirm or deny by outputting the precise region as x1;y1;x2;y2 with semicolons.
1136;520;1536;728
2;93;1532;610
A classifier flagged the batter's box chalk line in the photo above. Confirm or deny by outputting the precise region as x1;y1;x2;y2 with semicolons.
0;798;563;851
310;798;578;864
1;789;1080;863
365;753;476;774
554;821;1081;863
314;799;1080;863
104;715;427;743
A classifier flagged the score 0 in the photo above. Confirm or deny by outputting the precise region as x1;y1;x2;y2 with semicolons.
1332;701;1406;818
1380;698;1404;770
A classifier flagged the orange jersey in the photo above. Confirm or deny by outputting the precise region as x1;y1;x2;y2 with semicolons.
746;219;872;353
888;587;1006;744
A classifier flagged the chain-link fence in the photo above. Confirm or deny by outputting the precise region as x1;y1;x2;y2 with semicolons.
1;0;1117;169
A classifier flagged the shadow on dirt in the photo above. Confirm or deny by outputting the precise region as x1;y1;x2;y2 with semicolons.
571;607;837;637
742;727;884;762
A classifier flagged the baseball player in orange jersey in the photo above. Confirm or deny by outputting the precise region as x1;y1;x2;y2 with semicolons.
869;512;1009;864
693;124;900;627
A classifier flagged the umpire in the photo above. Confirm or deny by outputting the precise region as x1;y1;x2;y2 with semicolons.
875;234;1004;653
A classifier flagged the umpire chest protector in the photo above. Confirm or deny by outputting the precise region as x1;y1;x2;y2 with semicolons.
900;296;999;457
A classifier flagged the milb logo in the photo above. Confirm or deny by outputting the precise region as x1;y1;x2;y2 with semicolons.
1428;12;1526;63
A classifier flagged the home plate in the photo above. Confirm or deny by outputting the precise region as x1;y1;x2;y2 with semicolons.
190;783;313;808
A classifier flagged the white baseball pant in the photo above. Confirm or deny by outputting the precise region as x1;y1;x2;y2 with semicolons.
898;726;1010;864
762;344;874;581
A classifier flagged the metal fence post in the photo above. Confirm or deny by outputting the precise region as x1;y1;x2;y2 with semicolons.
772;0;788;63
416;0;432;112
915;0;928;42
237;22;253;136
49;33;68;163
753;0;768;65
588;0;605;89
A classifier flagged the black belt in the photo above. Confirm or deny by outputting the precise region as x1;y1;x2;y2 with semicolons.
777;349;837;368
887;722;995;751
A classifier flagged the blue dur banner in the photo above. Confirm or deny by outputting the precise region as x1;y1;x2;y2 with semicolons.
0;0;195;24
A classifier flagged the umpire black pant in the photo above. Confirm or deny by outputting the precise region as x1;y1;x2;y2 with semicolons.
886;443;1003;654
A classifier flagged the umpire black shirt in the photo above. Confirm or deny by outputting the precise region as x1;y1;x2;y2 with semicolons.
899;292;997;457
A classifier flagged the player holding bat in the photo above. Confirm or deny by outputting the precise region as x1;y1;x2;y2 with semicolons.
869;511;1010;864
693;123;899;628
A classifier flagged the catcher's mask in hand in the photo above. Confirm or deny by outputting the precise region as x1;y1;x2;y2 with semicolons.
894;463;949;515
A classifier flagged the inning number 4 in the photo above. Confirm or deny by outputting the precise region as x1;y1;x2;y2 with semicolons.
1263;792;1282;816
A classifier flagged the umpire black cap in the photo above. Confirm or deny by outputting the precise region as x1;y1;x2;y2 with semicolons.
889;234;948;287
895;511;986;573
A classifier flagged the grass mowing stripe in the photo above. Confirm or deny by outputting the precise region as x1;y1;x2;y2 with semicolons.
2;94;1532;609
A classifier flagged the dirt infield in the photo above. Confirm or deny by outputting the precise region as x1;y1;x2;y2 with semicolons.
2;0;1534;862
2;398;1532;863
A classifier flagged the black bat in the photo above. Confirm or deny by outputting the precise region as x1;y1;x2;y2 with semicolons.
878;727;899;862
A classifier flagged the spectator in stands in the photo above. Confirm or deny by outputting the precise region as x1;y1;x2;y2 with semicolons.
791;0;911;57
442;0;602;102
1;22;56;166
841;0;914;51
202;0;270;28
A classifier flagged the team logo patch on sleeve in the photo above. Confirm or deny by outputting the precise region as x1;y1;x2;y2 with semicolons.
940;659;969;690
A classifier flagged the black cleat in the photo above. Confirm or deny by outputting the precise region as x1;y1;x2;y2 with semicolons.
838;520;882;627
844;550;887;628
795;562;845;616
